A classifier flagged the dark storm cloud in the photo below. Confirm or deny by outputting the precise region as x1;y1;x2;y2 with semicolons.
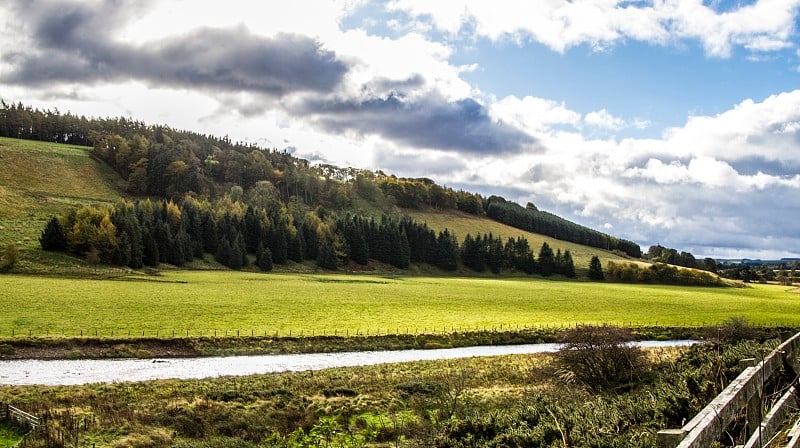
294;94;537;155
2;0;348;96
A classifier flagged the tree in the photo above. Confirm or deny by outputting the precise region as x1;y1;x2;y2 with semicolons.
538;242;555;276
562;250;576;278
39;216;67;251
435;229;459;271
256;242;273;272
588;256;604;280
317;238;338;270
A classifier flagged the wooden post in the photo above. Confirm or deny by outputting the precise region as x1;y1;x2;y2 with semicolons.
739;358;760;438
657;429;687;447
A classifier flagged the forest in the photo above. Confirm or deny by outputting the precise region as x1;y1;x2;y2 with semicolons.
1;101;638;265
39;196;576;277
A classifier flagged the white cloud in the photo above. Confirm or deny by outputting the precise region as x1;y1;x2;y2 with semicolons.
490;96;581;132
388;0;800;57
584;109;626;131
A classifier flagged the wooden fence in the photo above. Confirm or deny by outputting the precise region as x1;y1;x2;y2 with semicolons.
658;331;800;448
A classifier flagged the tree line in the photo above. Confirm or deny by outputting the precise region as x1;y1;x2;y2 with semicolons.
39;195;574;276
484;196;642;258
645;244;717;272
604;261;725;286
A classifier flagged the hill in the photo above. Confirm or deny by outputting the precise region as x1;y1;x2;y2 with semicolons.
0;135;638;277
403;209;638;272
0;137;127;273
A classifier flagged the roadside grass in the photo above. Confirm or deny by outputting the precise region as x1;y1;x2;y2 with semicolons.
1;271;796;338
405;209;643;271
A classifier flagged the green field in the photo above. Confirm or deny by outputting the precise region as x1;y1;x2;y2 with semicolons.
1;271;796;338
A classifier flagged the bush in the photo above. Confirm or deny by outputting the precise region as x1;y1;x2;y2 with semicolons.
0;244;20;272
555;326;648;391
714;316;758;344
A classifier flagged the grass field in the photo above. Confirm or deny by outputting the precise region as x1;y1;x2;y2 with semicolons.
1;271;796;338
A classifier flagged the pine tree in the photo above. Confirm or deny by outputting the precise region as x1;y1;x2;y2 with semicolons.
562;250;576;278
112;231;132;266
288;232;305;262
215;237;233;267
461;234;485;272
270;224;288;264
39;216;67;251
435;229;459;271
142;228;160;267
317;238;338;270
256;242;273;272
588;255;605;280
538;242;555;276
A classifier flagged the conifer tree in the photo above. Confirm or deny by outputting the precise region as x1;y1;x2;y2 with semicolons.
588;255;605;280
562;250;576;278
435;229;459;271
317;238;338;270
142;228;160;267
538;242;555;276
39;216;67;251
256;242;273;272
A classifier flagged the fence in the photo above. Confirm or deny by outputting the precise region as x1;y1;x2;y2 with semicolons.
1;403;42;448
657;331;800;448
1;321;797;340
1;403;94;448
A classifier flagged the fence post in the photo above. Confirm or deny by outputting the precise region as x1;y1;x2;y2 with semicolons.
739;358;761;437
656;429;687;448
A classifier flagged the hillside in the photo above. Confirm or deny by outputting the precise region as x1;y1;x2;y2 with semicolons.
0;137;127;273
404;209;639;272
0;136;637;276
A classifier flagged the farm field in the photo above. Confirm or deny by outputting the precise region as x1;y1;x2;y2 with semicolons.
1;271;795;338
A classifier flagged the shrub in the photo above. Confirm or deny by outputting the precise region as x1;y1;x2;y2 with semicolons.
555;325;647;391
714;316;758;344
0;244;20;272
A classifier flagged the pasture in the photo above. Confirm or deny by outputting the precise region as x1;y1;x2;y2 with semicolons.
1;271;796;338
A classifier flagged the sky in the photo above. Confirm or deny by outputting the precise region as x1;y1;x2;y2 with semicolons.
1;0;799;259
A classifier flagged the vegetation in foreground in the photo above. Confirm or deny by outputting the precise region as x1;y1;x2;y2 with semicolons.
0;331;786;447
0;421;24;448
0;272;795;341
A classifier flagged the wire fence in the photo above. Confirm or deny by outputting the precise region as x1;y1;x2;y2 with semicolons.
1;321;797;339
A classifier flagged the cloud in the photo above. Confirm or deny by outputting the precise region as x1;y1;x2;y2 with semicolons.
490;96;581;132
1;1;348;97
387;0;800;57
584;109;626;131
454;90;800;257
292;93;537;155
374;148;468;177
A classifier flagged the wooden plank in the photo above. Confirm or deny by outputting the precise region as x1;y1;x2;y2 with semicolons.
670;332;800;448
743;385;796;448
8;405;39;427
786;418;800;448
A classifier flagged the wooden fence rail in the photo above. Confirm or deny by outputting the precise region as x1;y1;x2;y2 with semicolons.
658;331;800;448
